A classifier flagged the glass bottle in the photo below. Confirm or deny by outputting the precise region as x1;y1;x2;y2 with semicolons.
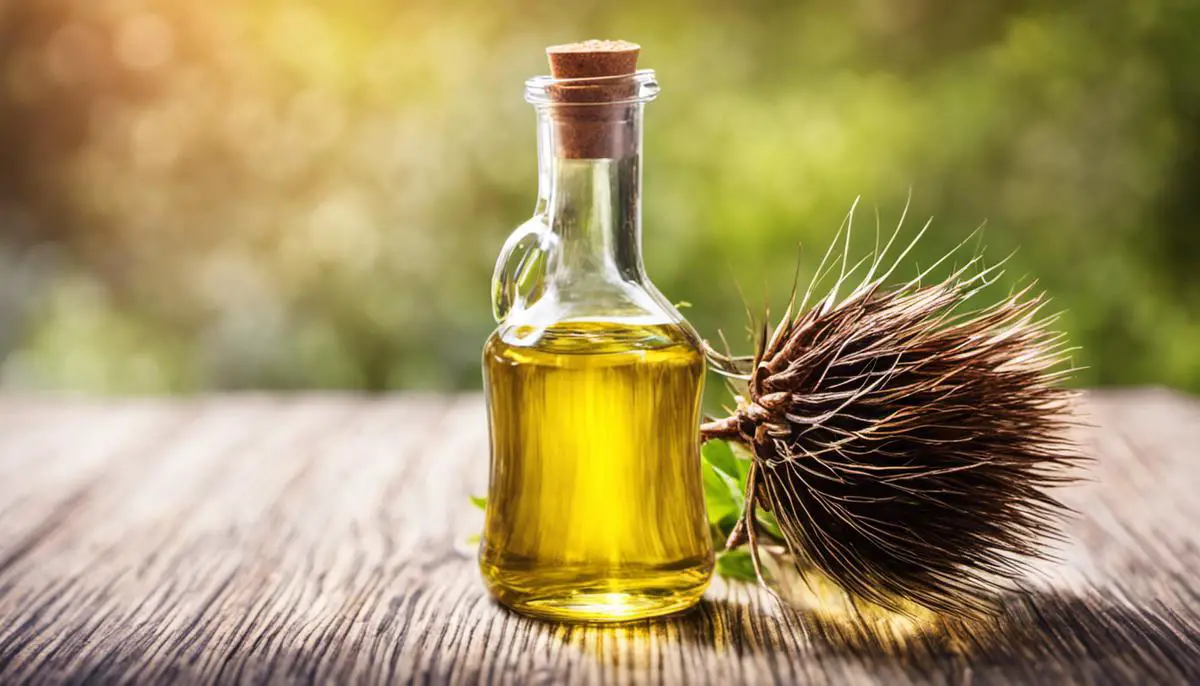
480;52;714;623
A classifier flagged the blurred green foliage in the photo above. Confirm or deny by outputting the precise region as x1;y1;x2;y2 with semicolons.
0;0;1197;393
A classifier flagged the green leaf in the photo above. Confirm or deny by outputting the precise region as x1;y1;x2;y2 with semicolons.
701;460;742;526
470;495;487;511
715;514;741;542
716;550;758;582
701;439;740;482
728;440;755;487
757;510;785;540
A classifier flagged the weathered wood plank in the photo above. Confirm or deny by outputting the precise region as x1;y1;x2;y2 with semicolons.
0;389;1197;685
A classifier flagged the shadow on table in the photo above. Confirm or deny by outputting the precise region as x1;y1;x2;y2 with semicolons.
649;588;1200;684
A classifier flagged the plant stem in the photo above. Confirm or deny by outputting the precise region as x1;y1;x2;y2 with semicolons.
700;416;740;441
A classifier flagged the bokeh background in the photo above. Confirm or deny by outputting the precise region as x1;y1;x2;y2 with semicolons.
1;0;1197;395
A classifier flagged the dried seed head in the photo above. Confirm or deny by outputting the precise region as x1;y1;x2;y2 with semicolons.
703;206;1084;617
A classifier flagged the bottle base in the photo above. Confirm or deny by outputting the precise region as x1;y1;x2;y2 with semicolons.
481;560;711;624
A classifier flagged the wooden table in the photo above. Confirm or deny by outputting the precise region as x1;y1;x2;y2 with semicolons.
0;389;1197;685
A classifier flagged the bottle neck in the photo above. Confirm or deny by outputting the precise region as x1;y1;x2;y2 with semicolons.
535;104;646;285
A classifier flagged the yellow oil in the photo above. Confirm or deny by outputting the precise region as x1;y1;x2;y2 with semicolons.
480;320;713;622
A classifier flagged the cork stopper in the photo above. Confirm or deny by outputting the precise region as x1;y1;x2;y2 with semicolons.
544;40;642;159
546;40;640;79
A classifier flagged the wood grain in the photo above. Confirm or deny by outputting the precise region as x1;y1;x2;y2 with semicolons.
0;389;1197;685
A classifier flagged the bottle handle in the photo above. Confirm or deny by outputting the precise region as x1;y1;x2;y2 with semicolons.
491;216;554;323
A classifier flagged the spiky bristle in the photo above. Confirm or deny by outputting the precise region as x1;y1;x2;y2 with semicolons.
702;207;1083;617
